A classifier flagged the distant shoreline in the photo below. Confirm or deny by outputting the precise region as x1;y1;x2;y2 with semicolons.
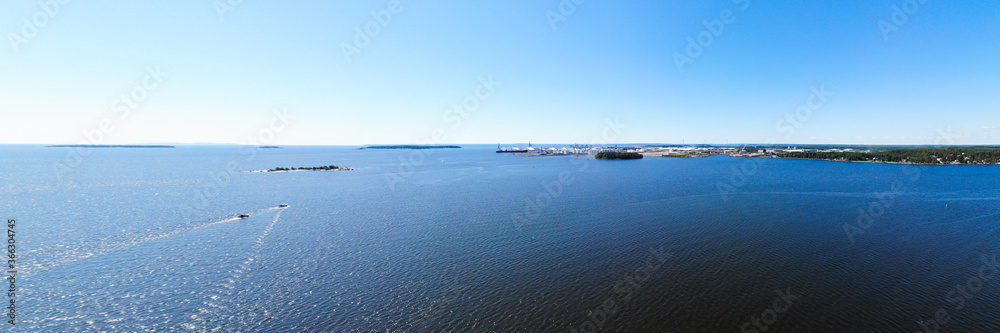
640;146;1000;166
652;154;1000;166
359;145;461;150
765;156;999;166
47;145;175;148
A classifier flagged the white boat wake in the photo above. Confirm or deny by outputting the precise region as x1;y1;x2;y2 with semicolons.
23;206;284;275
183;206;288;331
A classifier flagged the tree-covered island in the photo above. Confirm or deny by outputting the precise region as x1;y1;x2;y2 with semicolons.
595;152;644;160
249;165;353;172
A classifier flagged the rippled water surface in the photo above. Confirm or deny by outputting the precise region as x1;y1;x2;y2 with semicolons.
4;145;1000;331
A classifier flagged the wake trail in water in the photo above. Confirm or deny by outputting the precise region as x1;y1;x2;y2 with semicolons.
24;207;282;275
183;208;287;331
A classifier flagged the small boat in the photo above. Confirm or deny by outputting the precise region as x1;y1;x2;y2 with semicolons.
278;204;289;208
238;214;250;219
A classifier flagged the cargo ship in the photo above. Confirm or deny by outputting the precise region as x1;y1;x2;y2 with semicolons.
496;143;532;153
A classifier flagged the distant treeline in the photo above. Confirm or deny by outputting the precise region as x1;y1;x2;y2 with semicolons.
780;147;1000;165
595;152;644;160
362;145;461;149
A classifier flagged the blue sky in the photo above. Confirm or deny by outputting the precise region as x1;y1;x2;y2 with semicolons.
2;0;998;145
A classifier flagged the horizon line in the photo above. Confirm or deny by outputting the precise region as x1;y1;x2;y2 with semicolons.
6;143;1000;147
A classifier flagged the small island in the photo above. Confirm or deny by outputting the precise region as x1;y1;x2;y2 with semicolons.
360;145;461;150
259;146;281;149
248;165;353;172
595;152;644;160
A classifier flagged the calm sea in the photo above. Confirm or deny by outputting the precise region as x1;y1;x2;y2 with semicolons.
3;144;1000;332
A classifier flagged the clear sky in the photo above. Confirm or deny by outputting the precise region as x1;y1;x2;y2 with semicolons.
2;0;998;145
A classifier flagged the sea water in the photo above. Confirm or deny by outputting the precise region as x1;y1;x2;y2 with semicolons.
3;145;999;331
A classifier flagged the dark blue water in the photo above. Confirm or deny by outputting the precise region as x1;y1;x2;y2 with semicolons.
3;145;1000;332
